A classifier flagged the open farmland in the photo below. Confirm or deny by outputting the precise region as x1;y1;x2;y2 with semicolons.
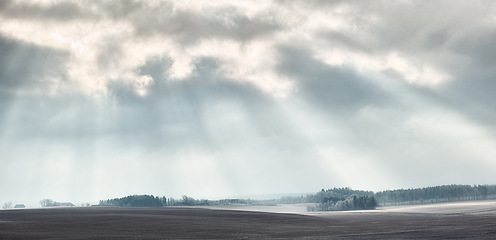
1;201;495;239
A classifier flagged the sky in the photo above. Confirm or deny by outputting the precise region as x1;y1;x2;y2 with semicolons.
1;0;496;207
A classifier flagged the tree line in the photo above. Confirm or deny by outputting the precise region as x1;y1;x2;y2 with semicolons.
99;195;167;207
269;185;496;211
277;188;378;211
98;195;266;207
4;184;493;211
375;184;494;206
96;189;378;210
307;195;378;211
90;184;496;211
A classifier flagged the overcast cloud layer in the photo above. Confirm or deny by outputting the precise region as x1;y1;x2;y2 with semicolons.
1;0;496;206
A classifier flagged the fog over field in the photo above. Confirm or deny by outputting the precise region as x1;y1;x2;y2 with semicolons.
1;0;496;206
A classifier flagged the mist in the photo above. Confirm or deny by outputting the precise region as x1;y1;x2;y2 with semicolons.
1;0;496;207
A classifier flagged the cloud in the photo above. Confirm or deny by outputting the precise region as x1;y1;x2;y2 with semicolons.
0;36;69;95
1;0;496;204
0;0;289;98
276;46;391;113
1;0;494;98
128;3;281;43
0;0;97;21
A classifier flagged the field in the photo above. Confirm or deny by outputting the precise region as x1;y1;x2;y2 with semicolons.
1;201;495;239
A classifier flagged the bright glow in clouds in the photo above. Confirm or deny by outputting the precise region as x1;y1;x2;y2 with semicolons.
1;0;496;206
0;0;448;97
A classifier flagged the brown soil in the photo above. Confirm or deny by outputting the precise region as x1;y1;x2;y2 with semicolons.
0;206;495;239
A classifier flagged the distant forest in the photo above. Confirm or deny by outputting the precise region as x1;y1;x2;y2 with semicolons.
274;188;377;211
96;184;496;212
99;195;166;207
375;184;495;206
277;184;496;208
99;195;263;208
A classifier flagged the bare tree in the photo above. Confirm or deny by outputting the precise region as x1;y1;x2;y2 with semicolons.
2;201;13;209
40;199;54;207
